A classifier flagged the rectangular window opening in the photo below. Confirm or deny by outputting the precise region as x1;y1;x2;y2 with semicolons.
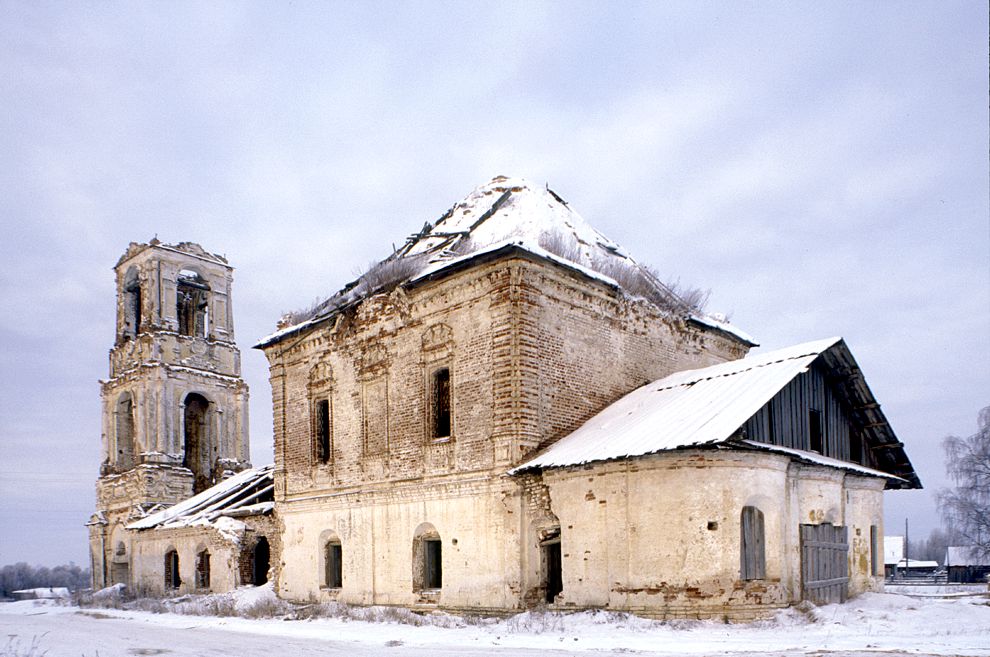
543;541;563;603
326;542;342;588
424;538;442;589
315;398;331;463
431;368;451;439
850;431;863;464
809;409;824;454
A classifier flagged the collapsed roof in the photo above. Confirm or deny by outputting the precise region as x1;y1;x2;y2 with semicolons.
127;465;274;533
511;337;920;490
256;176;753;348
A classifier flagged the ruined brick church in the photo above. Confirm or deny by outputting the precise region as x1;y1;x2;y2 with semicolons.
91;176;919;618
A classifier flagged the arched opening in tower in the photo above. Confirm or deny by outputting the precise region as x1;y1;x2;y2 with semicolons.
177;270;210;338
183;392;212;494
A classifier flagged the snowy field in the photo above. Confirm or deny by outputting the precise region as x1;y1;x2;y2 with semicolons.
1;586;988;657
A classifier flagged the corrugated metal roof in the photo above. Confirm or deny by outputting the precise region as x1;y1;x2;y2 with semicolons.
511;337;842;472
127;464;274;531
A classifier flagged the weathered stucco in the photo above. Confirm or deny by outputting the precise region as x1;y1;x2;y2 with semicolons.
263;252;755;613
90;241;253;592
539;451;884;620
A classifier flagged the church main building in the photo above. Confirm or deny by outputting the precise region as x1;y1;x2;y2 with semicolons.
255;177;917;618
92;177;918;618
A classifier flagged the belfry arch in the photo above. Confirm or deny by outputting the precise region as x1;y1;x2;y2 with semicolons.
176;269;210;337
183;392;213;494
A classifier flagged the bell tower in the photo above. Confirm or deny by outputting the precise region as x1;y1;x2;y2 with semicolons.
89;239;251;589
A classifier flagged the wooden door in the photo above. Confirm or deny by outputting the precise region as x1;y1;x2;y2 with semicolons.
800;523;848;604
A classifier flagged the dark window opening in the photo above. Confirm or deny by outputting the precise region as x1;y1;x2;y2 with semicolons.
315;398;331;463
183;393;213;494
741;506;766;580
424;538;442;589
325;541;342;588
431;367;451;439
543;541;562;603
176;272;209;337
850;431;863;464
125;284;141;338
165;550;180;590
121;267;141;341
251;537;270;586
196;550;211;590
809;409;823;454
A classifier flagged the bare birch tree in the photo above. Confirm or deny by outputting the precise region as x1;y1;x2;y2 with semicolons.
938;406;990;559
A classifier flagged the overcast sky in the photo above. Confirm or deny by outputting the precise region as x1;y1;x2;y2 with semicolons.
1;1;987;567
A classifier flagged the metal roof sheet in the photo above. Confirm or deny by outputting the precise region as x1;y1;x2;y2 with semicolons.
127;464;274;531
511;337;842;472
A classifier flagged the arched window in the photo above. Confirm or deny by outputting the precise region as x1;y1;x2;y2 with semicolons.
324;537;342;589
176;270;209;337
741;506;766;580
309;363;334;465
122;267;142;340
183;393;212;494
195;549;211;590
164;549;180;590
111;540;129;587
412;523;442;591
115;393;137;470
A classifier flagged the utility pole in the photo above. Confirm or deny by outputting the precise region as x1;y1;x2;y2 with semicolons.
905;518;910;572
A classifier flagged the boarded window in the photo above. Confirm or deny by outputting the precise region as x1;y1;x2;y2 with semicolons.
195;550;211;590
314;398;331;463
424;538;442;589
325;541;342;588
431;367;451;439
740;506;766;580
870;525;879;576
809;409;823;453
164;550;180;590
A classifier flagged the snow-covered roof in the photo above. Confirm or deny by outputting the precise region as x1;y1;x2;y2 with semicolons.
127;464;274;532
511;337;919;489
895;559;939;569
945;546;990;567
255;176;752;348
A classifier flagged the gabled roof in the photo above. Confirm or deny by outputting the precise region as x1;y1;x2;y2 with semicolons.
255;176;752;348
127;464;274;531
511;337;920;489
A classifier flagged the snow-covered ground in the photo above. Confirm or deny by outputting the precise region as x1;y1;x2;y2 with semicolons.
1;586;988;657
